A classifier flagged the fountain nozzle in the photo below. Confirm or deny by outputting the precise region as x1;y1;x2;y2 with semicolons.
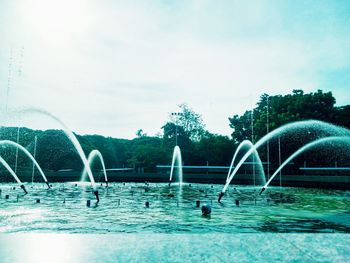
168;181;171;187
106;181;109;187
20;184;28;194
201;204;212;216
218;192;225;203
94;190;100;202
45;181;51;189
259;187;266;195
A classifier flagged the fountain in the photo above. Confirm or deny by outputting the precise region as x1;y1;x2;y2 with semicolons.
168;145;183;187
81;149;108;186
0;155;27;194
218;120;350;202
6;107;99;201
259;136;350;194
227;140;266;186
0;140;50;189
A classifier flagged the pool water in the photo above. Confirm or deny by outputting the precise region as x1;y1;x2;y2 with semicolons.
0;183;349;233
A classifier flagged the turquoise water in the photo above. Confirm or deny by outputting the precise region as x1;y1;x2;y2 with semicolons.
0;183;349;233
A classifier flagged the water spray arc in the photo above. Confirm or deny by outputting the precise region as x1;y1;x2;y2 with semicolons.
12;107;99;201
81;149;108;186
0;155;28;194
0;140;50;189
259;136;350;195
226;140;266;185
218;120;350;202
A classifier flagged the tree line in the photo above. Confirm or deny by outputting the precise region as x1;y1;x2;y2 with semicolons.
0;90;349;175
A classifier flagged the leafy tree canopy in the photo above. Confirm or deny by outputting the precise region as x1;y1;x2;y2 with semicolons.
163;103;206;142
228;89;347;143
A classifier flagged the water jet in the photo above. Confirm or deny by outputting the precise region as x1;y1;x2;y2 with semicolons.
220;120;350;202
0;140;50;188
81;149;108;187
0;155;28;194
168;146;183;187
11;108;98;200
227;140;265;186
259;136;350;195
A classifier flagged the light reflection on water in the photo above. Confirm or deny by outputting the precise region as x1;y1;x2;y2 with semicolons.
0;182;349;233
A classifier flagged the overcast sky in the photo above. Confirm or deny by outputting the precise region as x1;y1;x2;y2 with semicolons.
1;0;349;139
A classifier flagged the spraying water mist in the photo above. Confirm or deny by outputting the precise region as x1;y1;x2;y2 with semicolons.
168;146;183;186
259;136;350;194
0;155;28;194
81;149;108;186
0;140;49;189
218;120;350;202
227;140;266;185
7;107;99;201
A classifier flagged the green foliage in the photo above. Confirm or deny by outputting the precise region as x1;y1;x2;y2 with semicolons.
228;89;350;174
162;122;192;150
0;92;348;176
126;136;168;171
229;111;253;144
136;129;147;137
229;90;343;143
192;132;235;166
168;103;206;142
332;105;350;128
36;130;81;171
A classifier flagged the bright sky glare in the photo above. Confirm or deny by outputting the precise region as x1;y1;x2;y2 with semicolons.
1;0;349;138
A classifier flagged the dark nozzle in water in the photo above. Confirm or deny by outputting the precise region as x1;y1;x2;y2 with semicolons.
20;184;28;194
259;187;266;195
168;181;171;187
106;181;109;187
201;204;212;216
93;190;100;202
218;192;225;203
45;182;51;189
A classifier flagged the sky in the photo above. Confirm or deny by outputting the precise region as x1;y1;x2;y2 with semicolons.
0;0;349;139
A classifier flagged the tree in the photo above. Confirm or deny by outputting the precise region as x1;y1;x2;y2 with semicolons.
168;103;206;142
229;90;338;143
136;129;147;137
333;105;350;129
227;89;348;176
161;122;192;150
228;111;253;144
193;132;235;166
126;136;168;171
